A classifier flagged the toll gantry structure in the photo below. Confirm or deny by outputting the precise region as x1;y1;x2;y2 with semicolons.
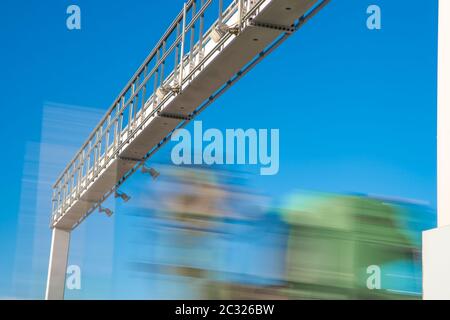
45;0;330;299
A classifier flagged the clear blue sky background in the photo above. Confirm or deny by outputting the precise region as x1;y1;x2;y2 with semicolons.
0;0;438;297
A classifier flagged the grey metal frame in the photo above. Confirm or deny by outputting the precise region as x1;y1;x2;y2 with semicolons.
50;0;330;229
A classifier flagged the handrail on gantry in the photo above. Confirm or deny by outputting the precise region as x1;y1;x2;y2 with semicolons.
50;0;330;226
51;0;262;219
52;0;248;187
52;0;196;188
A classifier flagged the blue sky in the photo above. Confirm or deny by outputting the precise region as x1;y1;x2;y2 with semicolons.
0;0;438;297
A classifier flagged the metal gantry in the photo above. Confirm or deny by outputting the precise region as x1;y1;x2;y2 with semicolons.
46;0;330;299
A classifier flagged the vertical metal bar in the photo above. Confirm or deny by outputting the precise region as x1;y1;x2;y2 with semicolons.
114;103;120;152
69;167;74;202
189;0;196;72
51;189;56;219
95;132;103;176
72;167;76;201
129;82;135;134
72;163;76;200
161;41;166;83
142;65;148;112
65;171;69;207
58;186;62;217
105;114;111;161
219;0;223;23
96;129;101;175
62;173;67;213
179;3;187;86
135;78;140;114
80;150;86;189
70;167;74;200
198;0;205;61
65;171;69;208
74;165;78;199
95;133;99;177
119;96;125;145
79;157;83;195
90;141;94;181
66;168;71;204
174;22;181;85
98;149;103;179
153;50;160;106
59;186;64;217
57;188;61;219
93;135;97;177
86;141;92;183
77;155;82;198
52;188;57;220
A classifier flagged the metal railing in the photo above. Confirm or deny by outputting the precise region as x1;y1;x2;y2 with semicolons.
51;0;263;223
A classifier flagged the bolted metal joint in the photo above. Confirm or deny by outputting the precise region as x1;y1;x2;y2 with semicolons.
156;85;181;102
211;22;239;43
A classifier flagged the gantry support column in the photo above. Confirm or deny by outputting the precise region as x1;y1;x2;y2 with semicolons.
422;0;450;300
45;228;71;300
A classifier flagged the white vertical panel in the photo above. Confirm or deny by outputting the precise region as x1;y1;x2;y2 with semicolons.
438;0;450;227
45;228;71;300
423;0;450;300
423;226;450;299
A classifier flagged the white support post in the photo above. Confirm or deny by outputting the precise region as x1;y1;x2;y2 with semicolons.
45;228;71;300
437;0;450;228
423;0;450;300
